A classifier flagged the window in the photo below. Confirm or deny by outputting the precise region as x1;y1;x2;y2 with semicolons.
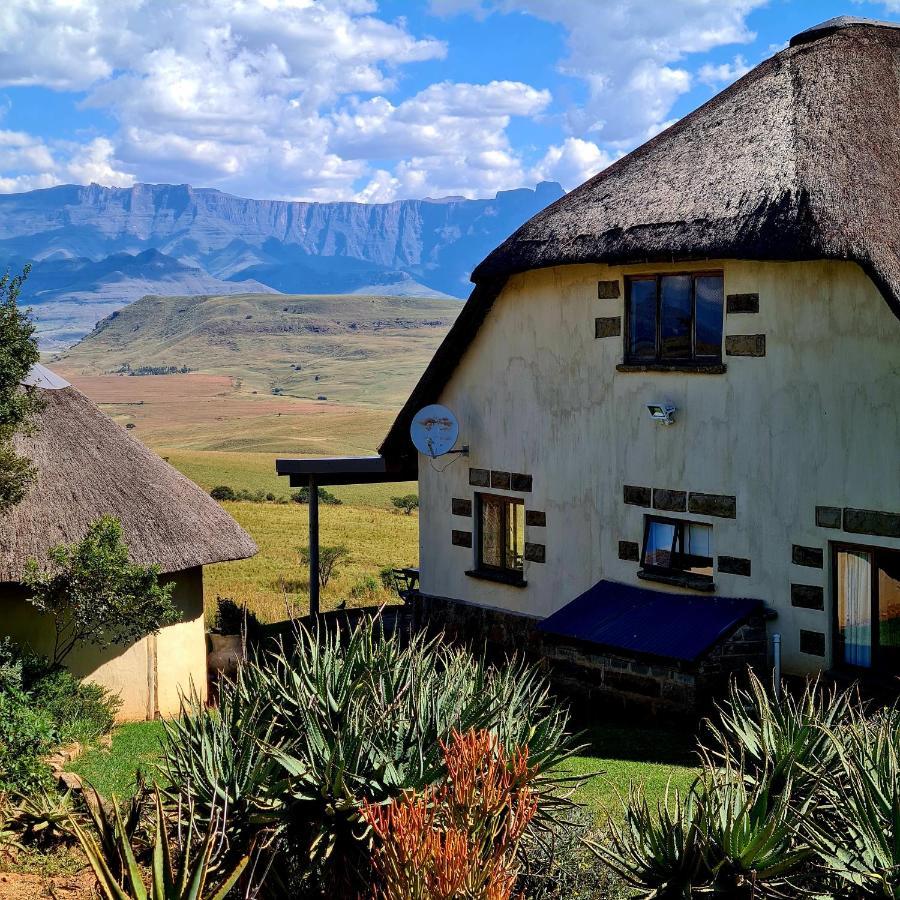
625;273;724;364
640;516;714;589
834;545;900;673
477;494;525;578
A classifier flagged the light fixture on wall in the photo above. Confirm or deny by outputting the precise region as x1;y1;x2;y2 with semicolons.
647;402;677;425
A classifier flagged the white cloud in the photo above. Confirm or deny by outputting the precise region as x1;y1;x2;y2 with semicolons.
529;137;612;188
0;131;135;194
697;55;751;87
0;0;771;200
433;0;767;147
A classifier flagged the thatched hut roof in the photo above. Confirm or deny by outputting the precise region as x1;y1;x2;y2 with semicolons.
0;367;257;581
380;18;900;459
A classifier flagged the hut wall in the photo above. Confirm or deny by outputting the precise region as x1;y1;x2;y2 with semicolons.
417;259;900;677
0;565;206;720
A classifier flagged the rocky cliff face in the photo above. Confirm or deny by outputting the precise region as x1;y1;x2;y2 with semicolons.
1;181;564;344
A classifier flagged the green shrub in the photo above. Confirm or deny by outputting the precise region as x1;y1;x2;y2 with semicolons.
348;574;379;601
0;638;119;792
29;669;119;745
163;616;577;896
210;485;236;501
390;493;419;515
379;566;395;591
291;486;342;505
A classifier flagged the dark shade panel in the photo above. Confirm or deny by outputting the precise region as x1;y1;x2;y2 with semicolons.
624;485;652;507
800;630;826;657
451;498;472;517
816;506;842;528
469;468;490;487
791;584;825;610
525;510;546;527
490;470;511;490
718;556;752;576
653;488;687;512
597;280;621;299
451;530;472;548
726;293;760;314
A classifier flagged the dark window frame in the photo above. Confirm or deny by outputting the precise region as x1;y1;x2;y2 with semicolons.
639;515;715;590
475;493;525;577
831;541;900;674
624;271;724;366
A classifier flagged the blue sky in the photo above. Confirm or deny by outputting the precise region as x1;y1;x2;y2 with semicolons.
1;0;898;201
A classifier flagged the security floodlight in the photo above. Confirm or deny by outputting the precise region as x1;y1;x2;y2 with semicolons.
647;402;677;425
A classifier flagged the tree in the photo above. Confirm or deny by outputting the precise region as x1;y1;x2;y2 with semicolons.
0;266;42;513
23;516;179;668
391;494;419;515
298;544;350;591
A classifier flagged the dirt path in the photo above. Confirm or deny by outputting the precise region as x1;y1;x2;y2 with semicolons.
0;871;96;899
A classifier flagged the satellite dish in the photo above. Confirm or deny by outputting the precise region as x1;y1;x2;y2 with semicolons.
410;404;460;458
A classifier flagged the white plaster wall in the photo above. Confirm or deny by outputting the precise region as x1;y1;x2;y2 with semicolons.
418;260;900;674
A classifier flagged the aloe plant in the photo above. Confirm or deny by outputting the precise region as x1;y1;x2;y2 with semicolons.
806;709;900;897
163;615;578;895
71;785;255;900
592;782;710;898
702;767;811;896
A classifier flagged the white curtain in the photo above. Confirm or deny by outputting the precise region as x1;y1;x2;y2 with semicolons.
838;549;872;668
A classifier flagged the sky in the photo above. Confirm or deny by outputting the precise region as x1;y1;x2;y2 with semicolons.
0;0;898;202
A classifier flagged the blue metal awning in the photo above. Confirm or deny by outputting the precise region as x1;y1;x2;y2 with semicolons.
536;580;762;663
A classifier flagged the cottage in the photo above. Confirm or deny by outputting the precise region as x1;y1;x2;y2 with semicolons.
0;365;257;720
279;18;900;710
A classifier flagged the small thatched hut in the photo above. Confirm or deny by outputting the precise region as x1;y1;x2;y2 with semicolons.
0;364;257;720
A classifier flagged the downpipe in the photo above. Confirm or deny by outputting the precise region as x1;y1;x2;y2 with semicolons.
772;632;782;701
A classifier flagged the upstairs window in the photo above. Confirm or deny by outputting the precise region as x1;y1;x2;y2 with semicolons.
640;516;714;589
626;273;724;365
477;494;525;577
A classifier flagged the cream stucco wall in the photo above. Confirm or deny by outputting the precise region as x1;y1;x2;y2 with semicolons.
1;565;207;720
419;260;900;675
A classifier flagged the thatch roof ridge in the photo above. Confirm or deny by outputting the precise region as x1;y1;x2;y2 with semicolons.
380;19;900;459
0;379;257;581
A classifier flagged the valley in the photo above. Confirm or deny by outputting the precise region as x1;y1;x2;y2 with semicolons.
52;291;447;620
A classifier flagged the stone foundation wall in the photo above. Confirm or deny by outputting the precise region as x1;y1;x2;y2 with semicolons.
409;594;767;714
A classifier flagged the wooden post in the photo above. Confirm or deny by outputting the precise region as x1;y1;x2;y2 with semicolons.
308;475;319;617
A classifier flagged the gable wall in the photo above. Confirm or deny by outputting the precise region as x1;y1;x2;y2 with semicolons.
418;259;900;674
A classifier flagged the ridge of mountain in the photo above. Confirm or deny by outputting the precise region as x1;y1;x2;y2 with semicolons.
1;180;564;345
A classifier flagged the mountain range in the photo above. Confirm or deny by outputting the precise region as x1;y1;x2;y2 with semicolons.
0;180;564;347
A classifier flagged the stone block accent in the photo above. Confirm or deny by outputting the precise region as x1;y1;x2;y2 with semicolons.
408;595;767;715
653;488;687;512
688;492;737;518
792;545;823;568
469;468;490;487
725;334;766;357
718;556;751;576
511;472;533;492
524;542;546;563
490;470;511;490
800;629;826;657
595;316;621;338
624;484;652;507
816;506;842;529
844;507;900;539
452;498;472;517
451;530;472;548
525;510;546;527
619;540;641;561
597;280;620;299
726;293;760;314
791;584;824;610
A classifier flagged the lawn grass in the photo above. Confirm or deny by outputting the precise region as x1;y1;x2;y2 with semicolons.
68;718;699;825
69;721;168;798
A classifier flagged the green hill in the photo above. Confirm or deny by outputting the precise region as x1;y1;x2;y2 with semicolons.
55;292;460;408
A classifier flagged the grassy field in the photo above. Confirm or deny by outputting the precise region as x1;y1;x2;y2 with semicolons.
70;719;699;823
206;499;419;624
54;292;458;409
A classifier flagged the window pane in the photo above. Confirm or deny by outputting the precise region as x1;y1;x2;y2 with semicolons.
507;501;525;572
682;524;713;576
660;275;692;359
628;279;657;360
644;520;676;568
837;549;872;668
480;497;503;568
695;275;723;359
877;551;900;673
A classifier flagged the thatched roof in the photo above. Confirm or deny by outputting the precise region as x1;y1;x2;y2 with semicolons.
0;368;257;581
381;18;900;459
